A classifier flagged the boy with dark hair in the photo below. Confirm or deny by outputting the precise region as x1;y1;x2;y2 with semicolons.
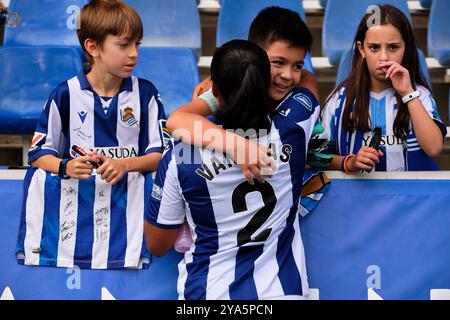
17;0;166;269
248;6;312;53
167;6;319;182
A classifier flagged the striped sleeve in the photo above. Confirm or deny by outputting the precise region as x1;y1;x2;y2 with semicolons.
319;91;340;154
417;85;447;139
287;87;321;141
142;81;168;155
145;141;185;229
28;83;69;164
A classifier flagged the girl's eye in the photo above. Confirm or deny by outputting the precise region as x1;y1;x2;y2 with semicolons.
271;60;283;66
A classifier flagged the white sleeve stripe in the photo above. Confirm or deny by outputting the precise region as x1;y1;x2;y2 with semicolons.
23;169;46;265
156;159;185;226
124;173;145;267
42;100;63;156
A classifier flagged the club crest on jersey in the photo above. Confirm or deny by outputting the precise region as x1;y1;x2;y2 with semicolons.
29;132;46;151
120;106;138;127
293;93;313;111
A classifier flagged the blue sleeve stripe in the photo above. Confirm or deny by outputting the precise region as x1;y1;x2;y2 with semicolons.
28;149;59;164
145;147;164;155
145;219;182;229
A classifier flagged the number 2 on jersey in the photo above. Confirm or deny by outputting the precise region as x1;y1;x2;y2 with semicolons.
232;181;277;246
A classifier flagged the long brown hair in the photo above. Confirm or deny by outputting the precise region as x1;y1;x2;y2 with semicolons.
325;4;429;138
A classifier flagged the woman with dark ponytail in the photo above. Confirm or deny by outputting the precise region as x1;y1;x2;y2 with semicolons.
211;40;272;132
145;39;319;300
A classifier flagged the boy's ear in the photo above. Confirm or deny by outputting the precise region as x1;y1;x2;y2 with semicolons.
356;41;365;59
84;38;100;58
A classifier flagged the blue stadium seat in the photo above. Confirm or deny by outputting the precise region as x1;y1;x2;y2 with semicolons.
419;0;432;8
133;47;200;115
336;48;431;89
4;0;88;47
0;46;83;134
216;0;313;73
428;0;450;66
217;0;307;46
323;0;411;66
123;0;201;59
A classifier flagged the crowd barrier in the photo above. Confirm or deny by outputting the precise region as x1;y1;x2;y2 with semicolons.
1;170;449;300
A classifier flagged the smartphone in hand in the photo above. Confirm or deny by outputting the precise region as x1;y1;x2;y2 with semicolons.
369;127;382;151
365;127;382;173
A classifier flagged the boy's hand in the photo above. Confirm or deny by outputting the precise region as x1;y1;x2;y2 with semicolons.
95;155;127;185
232;139;276;185
66;155;97;179
192;77;212;100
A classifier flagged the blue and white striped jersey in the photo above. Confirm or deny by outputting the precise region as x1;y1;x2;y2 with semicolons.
21;71;167;269
146;87;320;300
321;85;447;171
28;71;167;163
16;168;152;269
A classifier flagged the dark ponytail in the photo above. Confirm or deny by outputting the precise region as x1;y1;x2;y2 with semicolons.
211;40;272;132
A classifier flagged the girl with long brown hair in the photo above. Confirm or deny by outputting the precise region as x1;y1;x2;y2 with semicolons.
321;4;446;172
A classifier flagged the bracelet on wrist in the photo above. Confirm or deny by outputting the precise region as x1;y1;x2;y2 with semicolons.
342;154;358;175
58;159;70;178
401;90;420;104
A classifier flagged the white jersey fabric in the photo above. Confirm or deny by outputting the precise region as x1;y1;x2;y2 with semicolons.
320;85;446;171
20;71;167;269
17;168;152;269
28;71;167;163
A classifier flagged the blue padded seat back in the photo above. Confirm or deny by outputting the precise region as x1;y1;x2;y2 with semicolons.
4;0;88;47
133;47;200;115
124;0;202;59
428;0;450;66
0;46;83;134
217;0;306;46
323;0;411;66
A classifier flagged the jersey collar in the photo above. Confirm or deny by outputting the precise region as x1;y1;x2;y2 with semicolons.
77;70;133;92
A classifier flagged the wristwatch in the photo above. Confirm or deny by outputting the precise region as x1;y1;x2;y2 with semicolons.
58;159;70;178
401;90;420;104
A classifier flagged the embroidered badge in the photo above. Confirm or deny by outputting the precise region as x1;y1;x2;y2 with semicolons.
293;93;313;112
120;106;138;126
29;132;47;151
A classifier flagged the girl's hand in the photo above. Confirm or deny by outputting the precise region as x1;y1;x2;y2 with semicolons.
379;61;414;97
95;155;127;185
348;146;384;172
